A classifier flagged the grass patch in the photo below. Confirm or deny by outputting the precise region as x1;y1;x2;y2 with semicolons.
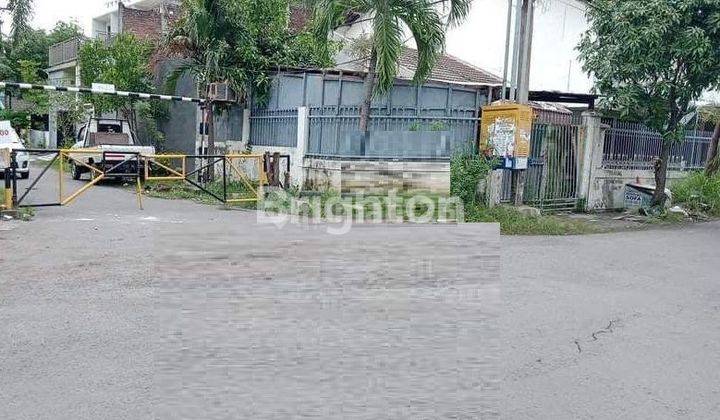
464;204;598;235
17;206;35;221
670;171;720;217
645;211;688;225
143;180;259;208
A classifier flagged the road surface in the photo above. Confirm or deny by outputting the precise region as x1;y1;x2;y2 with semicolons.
1;166;719;419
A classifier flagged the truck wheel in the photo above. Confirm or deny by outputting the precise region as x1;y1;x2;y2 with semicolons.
71;163;82;180
20;172;29;179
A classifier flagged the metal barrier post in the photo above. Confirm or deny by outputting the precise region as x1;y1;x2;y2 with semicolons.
135;154;143;210
10;151;18;208
3;168;12;210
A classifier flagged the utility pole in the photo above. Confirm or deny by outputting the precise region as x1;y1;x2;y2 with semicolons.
511;0;535;206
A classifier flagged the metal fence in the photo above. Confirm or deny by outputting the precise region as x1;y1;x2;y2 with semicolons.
306;106;478;159
249;109;298;147
602;119;713;170
501;122;581;211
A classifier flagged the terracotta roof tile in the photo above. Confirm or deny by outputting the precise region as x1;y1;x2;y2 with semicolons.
398;47;502;86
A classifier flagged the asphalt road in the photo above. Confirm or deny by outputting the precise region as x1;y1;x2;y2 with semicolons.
1;165;719;419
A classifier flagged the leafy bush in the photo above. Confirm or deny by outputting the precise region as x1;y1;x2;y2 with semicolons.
670;171;720;216
450;151;493;206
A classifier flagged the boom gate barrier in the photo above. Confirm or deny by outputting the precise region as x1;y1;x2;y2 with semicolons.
4;150;288;210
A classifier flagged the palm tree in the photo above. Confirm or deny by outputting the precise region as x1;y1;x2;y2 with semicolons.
164;0;246;158
311;0;471;132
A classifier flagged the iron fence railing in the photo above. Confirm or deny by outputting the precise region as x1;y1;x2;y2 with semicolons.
501;121;581;211
249;109;298;147
306;106;478;159
602;119;713;170
49;38;82;67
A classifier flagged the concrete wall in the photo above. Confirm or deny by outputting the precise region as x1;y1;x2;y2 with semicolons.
303;157;450;194
28;130;50;148
587;168;689;211
154;60;199;154
579;112;692;211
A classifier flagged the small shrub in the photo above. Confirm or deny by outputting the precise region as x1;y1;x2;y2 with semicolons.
429;121;446;131
450;151;492;206
670;171;720;216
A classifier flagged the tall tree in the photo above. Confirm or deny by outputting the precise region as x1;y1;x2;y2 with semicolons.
7;0;34;44
579;0;720;206
311;0;471;132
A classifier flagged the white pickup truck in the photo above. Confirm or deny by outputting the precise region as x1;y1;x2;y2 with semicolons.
70;118;155;180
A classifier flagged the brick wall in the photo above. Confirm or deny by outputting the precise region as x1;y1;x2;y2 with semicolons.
119;3;162;40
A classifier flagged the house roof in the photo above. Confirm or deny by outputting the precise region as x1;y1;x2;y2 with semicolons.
396;47;503;87
333;47;502;87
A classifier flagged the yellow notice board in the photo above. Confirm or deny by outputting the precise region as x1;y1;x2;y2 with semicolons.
480;103;533;159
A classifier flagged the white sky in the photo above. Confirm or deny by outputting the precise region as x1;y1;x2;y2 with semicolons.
26;0;110;35
19;0;594;93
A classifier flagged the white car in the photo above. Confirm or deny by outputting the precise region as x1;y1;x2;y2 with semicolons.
0;121;30;179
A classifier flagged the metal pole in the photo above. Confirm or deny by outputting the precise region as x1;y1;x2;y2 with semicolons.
222;156;227;203
509;0;524;101
517;0;535;104
3;168;12;210
10;151;18;208
501;0;514;100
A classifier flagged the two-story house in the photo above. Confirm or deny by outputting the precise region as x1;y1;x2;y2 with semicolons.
46;0;180;147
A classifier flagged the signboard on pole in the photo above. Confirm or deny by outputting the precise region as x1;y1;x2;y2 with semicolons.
92;83;116;93
480;102;533;169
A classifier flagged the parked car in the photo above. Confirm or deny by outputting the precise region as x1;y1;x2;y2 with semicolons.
70;118;155;180
0;120;30;179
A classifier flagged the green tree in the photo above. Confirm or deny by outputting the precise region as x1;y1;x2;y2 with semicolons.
78;33;164;140
7;0;34;45
578;0;720;206
311;0;471;132
165;0;333;155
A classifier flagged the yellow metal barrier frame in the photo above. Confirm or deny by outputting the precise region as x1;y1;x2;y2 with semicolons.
224;154;264;204
1;148;10;210
143;154;186;181
59;149;143;209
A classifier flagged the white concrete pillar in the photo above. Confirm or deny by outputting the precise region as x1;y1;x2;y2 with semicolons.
241;108;251;147
48;112;58;148
578;111;605;211
292;106;309;188
485;169;504;208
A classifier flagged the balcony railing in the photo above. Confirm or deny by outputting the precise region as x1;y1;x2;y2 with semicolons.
48;37;82;67
94;31;118;44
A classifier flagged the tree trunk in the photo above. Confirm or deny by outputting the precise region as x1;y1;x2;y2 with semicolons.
704;120;720;177
359;47;378;132
652;139;671;207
